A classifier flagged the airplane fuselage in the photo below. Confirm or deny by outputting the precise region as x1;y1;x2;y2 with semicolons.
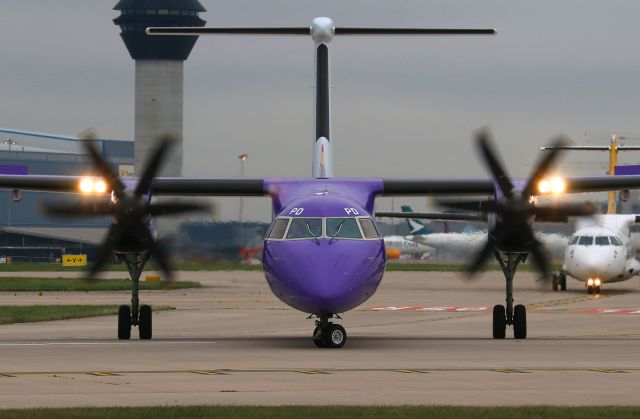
262;180;386;314
563;224;639;285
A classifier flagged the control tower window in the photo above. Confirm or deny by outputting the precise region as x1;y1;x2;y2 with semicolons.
146;9;157;15
159;9;169;15
359;218;381;239
326;218;362;239
286;218;322;239
268;218;289;240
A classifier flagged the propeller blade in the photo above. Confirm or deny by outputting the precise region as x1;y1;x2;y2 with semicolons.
533;202;596;222
466;239;495;276
522;135;571;197
139;226;173;280
528;238;550;280
147;201;209;217
474;127;514;197
134;134;176;198
87;226;118;281
437;199;499;213
78;129;125;196
44;200;112;218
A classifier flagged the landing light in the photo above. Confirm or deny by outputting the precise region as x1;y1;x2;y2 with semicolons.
79;177;108;195
537;177;565;195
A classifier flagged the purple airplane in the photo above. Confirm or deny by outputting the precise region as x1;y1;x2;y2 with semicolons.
4;18;640;347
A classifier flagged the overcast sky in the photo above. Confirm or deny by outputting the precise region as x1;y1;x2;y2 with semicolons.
2;1;640;221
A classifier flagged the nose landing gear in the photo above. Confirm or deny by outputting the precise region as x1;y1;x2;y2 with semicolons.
586;278;601;295
311;312;347;348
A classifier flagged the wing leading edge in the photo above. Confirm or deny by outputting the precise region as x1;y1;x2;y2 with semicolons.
2;175;640;197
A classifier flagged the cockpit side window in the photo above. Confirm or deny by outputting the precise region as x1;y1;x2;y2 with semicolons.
267;218;289;239
286;218;322;239
359;218;381;239
595;236;610;246
326;218;362;239
569;236;579;245
578;236;593;246
610;236;622;246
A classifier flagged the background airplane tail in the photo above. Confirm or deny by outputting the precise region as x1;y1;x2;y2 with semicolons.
401;205;433;235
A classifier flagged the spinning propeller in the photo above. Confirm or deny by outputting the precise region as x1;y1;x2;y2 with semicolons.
439;128;595;278
45;130;208;280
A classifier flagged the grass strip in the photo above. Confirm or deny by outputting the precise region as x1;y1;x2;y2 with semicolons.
386;263;562;272
0;262;263;272
2;406;640;419
0;305;173;325
0;277;201;292
0;262;560;272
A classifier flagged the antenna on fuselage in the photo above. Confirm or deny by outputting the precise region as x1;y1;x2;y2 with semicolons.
147;18;496;179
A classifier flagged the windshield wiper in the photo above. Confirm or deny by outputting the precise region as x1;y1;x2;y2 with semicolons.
329;220;345;244
306;222;320;245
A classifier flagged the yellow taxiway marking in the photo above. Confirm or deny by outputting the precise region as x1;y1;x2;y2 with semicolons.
528;292;622;310
394;369;428;374
588;368;629;374
492;369;530;374
295;370;330;375
192;370;228;376
2;367;639;376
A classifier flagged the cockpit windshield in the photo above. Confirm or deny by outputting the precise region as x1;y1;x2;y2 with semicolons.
578;236;593;246
326;218;362;239
594;236;610;246
286;218;323;239
610;236;622;246
267;216;381;241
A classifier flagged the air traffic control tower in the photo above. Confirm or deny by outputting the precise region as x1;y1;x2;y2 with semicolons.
113;0;206;177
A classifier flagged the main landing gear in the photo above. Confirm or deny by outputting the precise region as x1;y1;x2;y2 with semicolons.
492;252;527;340
552;271;567;291
117;253;153;340
312;312;347;348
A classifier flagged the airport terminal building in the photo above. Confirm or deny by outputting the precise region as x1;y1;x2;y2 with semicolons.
0;128;134;261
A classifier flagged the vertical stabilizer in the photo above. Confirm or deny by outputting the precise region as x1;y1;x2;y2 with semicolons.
311;17;334;178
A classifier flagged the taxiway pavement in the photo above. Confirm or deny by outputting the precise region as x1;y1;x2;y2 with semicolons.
1;270;639;407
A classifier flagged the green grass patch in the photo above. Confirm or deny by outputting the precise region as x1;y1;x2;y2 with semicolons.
386;263;562;272
0;262;263;272
0;262;561;273
2;406;640;419
0;277;201;292
0;305;172;325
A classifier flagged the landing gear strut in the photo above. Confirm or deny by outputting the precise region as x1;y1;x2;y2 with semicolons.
312;312;346;348
552;271;567;292
493;251;527;339
117;252;153;340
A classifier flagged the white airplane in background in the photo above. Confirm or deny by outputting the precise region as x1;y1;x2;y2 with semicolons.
542;136;640;294
379;206;568;260
383;235;431;260
554;214;640;294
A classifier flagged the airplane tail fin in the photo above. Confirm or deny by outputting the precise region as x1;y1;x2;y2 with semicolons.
401;205;433;235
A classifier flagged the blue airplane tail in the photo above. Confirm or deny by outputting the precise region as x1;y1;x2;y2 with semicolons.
401;205;433;235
